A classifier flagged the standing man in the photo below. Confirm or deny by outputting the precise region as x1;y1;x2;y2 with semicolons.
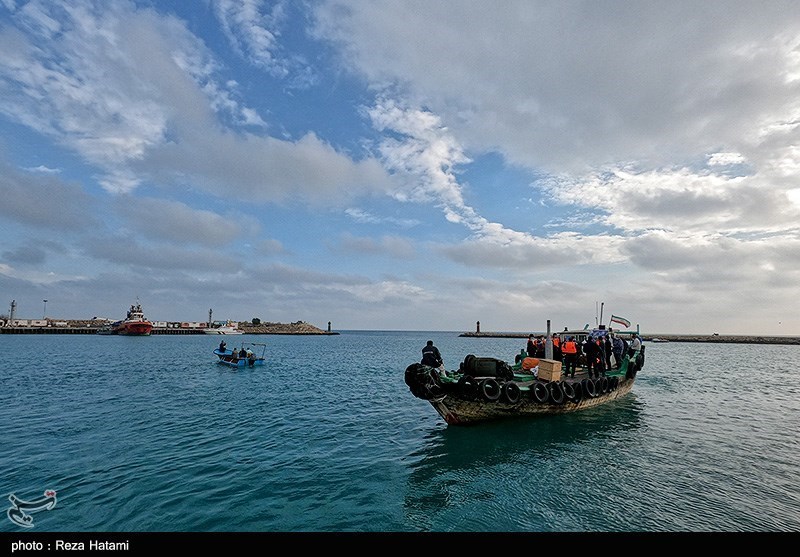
526;334;536;357
584;336;600;379
562;336;579;378
604;334;613;372
629;333;642;355
611;334;624;369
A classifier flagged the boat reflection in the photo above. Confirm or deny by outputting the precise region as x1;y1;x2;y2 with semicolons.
402;395;645;531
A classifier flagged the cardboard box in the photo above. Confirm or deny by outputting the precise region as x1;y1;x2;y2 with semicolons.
537;359;562;381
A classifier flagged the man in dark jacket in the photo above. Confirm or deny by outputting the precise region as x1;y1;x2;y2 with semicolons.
583;337;600;379
421;340;444;369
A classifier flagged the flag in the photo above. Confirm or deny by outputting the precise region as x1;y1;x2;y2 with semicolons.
610;314;631;328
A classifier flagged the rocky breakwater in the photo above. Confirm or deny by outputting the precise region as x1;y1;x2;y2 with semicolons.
644;333;800;345
240;320;338;335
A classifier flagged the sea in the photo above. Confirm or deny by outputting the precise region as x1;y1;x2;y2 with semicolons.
1;330;799;537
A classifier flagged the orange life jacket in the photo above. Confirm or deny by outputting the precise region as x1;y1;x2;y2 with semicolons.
562;341;577;354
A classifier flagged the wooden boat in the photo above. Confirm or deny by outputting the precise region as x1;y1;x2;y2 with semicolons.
213;342;266;368
405;330;645;426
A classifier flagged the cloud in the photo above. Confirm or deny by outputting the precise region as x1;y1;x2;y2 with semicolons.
2;243;48;265
337;232;416;259
112;196;248;248
211;0;289;76
314;1;800;172
0;0;383;200
0;159;97;230
344;208;419;228
85;235;243;272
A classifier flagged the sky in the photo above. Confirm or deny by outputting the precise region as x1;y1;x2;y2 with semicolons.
2;0;800;335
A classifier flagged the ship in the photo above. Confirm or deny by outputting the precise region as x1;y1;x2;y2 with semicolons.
110;301;153;336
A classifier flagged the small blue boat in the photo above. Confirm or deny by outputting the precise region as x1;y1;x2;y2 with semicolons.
213;342;267;368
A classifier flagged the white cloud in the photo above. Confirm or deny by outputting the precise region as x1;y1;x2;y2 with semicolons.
0;0;375;199
212;0;288;76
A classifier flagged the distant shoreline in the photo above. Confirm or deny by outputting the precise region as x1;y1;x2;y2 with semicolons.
0;320;338;335
459;332;800;345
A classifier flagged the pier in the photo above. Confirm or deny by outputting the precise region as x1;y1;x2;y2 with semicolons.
459;331;800;345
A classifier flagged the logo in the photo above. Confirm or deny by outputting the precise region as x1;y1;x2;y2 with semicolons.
6;490;57;528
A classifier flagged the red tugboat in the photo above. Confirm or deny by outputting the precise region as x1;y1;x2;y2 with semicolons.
111;301;153;336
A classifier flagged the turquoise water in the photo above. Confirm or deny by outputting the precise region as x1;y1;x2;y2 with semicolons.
1;331;799;532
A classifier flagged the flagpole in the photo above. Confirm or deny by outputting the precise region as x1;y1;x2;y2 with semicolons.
599;302;604;328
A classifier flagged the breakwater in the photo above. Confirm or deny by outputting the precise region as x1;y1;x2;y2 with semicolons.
459;331;800;345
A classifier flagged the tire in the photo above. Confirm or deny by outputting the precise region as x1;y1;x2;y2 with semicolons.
562;381;577;402
502;381;521;404
532;381;549;403
610;376;619;390
480;378;501;401
572;381;584;403
548;381;565;404
457;374;479;400
583;378;598;398
600;376;609;393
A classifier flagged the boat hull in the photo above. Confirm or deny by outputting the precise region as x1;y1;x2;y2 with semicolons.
113;321;153;336
204;329;244;335
213;348;265;368
428;375;635;425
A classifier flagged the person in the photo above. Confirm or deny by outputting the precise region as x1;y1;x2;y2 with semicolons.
583;335;600;379
611;334;624;369
629;333;642;356
596;336;607;376
603;334;613;372
552;333;562;361
526;334;536;357
561;336;579;378
219;340;227;353
238;346;247;358
421;340;444;370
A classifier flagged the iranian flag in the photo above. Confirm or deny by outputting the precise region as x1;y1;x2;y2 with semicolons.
610;314;631;328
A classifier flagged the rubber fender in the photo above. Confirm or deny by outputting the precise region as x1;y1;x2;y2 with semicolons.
502;381;521;404
480;378;501;401
548;381;565;404
562;381;577;402
532;381;549;403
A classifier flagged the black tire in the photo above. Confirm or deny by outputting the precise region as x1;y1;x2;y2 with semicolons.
583;378;598;398
480;378;501;401
502;381;521;404
457;374;479;400
532;381;549;403
610;376;619;390
548;381;565;404
572;381;583;403
562;381;577;402
600;376;609;393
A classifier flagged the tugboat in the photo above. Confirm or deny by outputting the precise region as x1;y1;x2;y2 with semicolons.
111;300;153;336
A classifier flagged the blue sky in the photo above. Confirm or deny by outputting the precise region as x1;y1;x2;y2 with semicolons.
2;0;800;334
